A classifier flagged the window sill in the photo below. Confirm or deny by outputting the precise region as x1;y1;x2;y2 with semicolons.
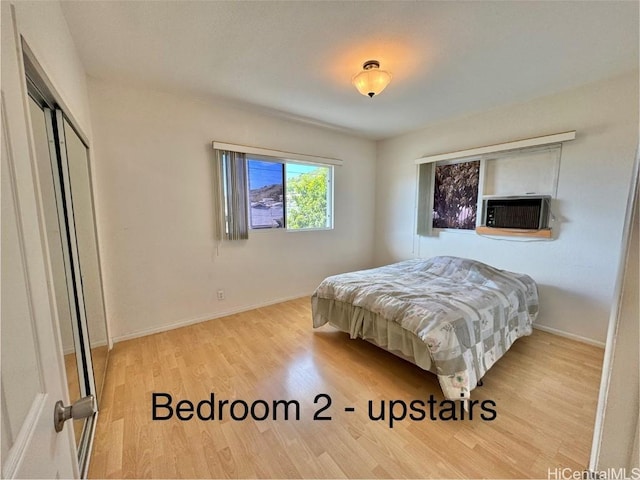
475;226;552;238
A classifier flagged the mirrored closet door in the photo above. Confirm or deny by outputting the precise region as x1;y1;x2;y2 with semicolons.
26;69;109;477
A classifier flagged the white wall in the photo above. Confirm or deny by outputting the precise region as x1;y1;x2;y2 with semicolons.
87;78;377;341
375;71;639;344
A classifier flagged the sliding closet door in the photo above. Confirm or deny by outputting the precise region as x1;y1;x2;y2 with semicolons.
51;108;112;475
28;98;87;447
26;94;109;476
58;112;109;402
52;108;96;399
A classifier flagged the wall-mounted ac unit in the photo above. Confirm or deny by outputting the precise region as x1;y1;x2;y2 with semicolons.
482;195;551;230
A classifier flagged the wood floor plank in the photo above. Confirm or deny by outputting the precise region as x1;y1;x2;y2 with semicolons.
88;297;604;478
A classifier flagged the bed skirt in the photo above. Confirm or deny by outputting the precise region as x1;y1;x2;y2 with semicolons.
312;296;435;374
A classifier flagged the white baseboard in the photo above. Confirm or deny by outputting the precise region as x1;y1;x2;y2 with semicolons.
112;292;313;344
533;324;605;348
110;296;605;349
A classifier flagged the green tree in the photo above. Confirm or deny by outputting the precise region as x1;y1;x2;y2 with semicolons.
286;168;328;229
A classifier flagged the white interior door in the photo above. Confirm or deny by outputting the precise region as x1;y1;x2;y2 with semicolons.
1;99;77;480
1;2;78;477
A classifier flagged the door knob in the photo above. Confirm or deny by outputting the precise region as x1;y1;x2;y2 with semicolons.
54;395;96;433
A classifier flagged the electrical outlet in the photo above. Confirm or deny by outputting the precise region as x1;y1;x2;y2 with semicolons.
217;289;225;301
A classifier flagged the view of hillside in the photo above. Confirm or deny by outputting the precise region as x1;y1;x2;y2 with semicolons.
249;184;283;203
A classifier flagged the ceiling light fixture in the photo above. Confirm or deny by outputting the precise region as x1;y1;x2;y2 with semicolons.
352;60;392;98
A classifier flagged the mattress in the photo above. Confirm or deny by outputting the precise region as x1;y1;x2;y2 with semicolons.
311;256;539;399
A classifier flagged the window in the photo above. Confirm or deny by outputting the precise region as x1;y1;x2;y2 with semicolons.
415;141;564;237
214;143;339;239
246;157;333;231
248;160;284;228
285;163;332;230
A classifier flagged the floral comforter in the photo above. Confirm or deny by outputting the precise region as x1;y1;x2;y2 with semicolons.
312;256;538;399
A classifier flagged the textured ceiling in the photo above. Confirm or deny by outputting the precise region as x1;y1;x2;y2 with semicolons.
60;1;638;139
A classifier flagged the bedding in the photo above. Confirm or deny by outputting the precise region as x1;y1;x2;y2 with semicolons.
312;256;538;399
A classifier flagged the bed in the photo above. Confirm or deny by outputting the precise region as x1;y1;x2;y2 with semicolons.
311;256;538;399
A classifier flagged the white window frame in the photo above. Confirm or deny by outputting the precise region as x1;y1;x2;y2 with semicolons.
213;142;340;234
245;155;334;232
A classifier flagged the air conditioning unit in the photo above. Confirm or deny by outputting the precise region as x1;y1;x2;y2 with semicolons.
482;196;551;230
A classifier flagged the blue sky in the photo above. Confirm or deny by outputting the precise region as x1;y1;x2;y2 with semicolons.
248;159;318;189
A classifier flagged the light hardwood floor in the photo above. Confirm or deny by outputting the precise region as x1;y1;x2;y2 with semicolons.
89;297;604;479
